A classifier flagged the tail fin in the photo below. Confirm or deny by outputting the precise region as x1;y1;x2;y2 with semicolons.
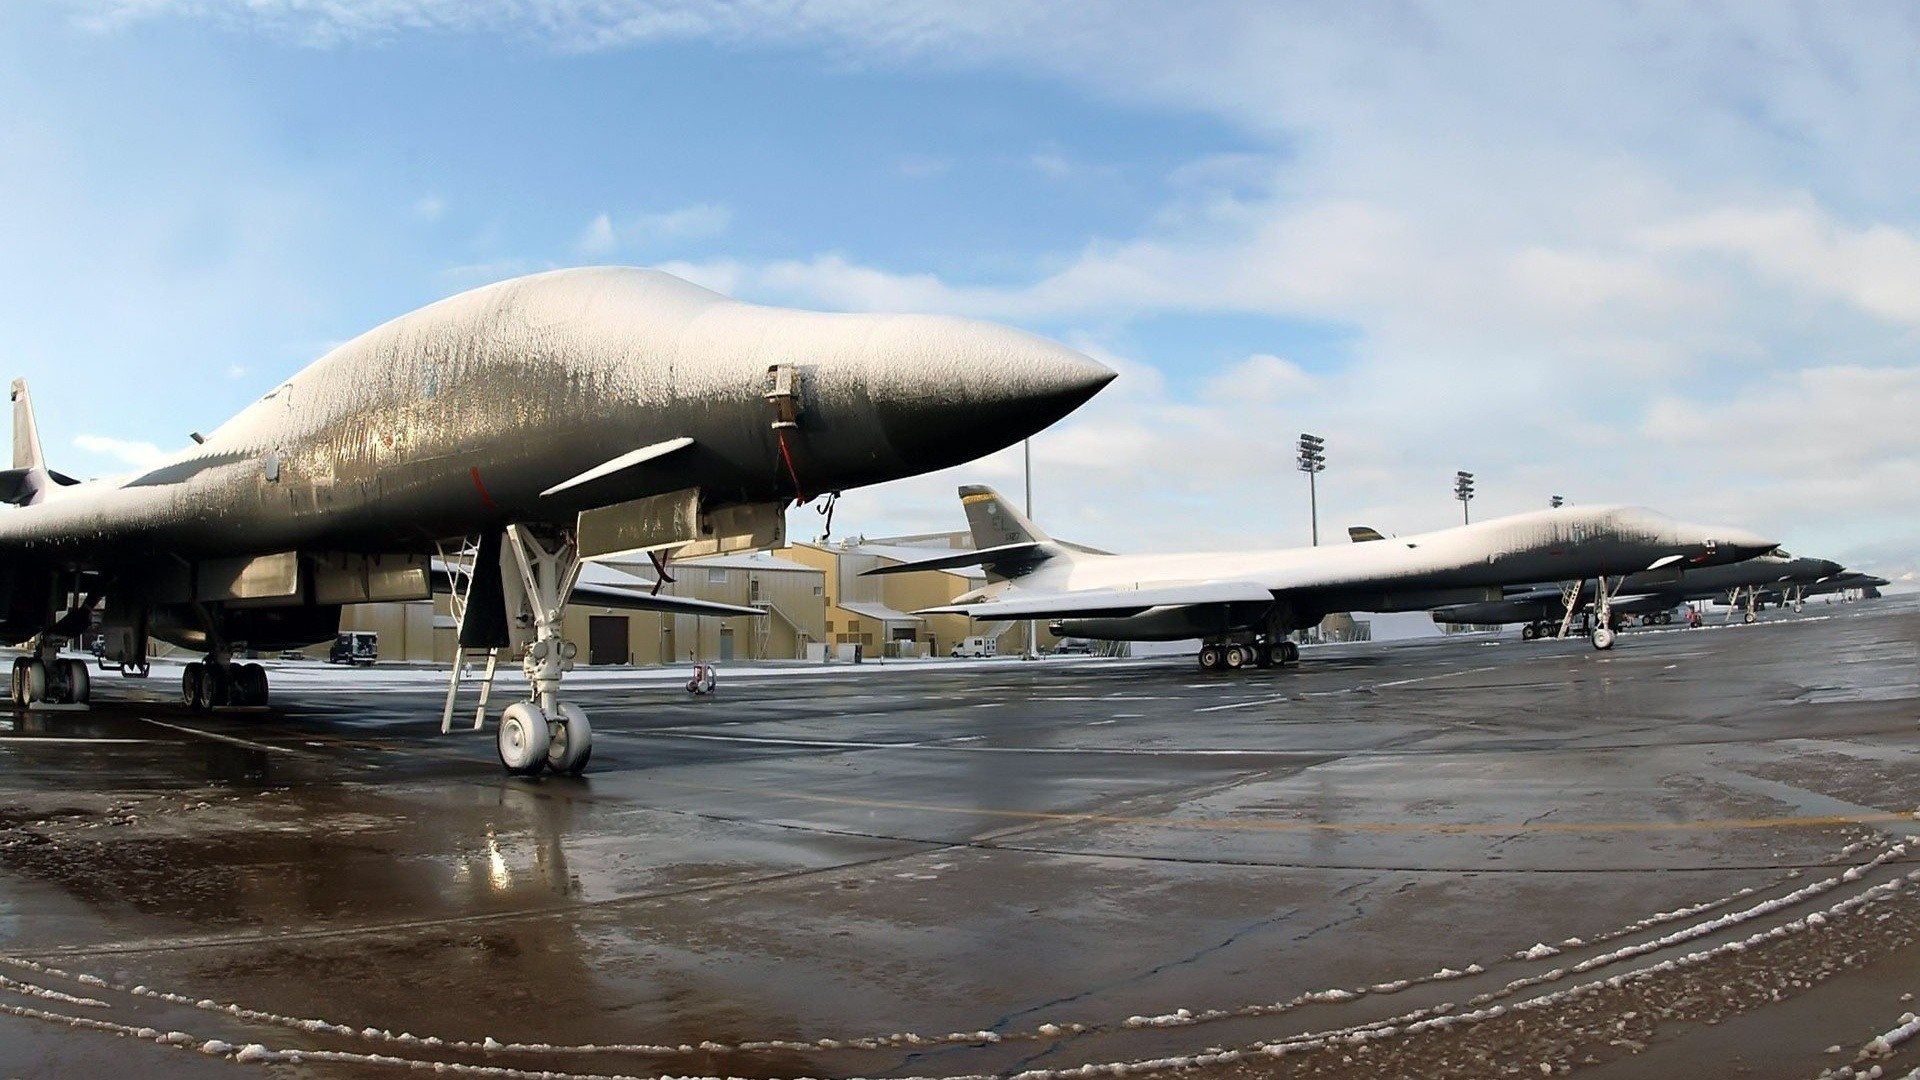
12;379;43;472
1348;526;1386;543
959;485;1052;548
0;379;57;506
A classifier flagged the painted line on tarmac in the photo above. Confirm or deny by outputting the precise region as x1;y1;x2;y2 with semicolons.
0;730;165;737
620;729;1291;757
648;776;1920;837
134;717;304;755
1196;664;1501;712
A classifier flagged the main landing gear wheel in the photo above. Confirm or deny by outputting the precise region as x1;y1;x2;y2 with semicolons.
232;663;268;707
498;701;552;776
1254;643;1274;668
546;702;592;776
12;657;89;706
61;659;88;706
1197;644;1225;672
1279;640;1300;664
183;662;208;712
1223;644;1248;670
1591;626;1616;651
1521;623;1538;641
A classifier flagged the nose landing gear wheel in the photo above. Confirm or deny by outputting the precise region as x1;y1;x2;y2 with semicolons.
546;702;592;776
1591;626;1616;650
1742;612;1757;624
498;701;551;775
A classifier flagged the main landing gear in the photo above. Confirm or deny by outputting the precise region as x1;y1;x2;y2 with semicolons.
1197;637;1298;673
9;648;90;707
495;525;592;777
180;658;269;712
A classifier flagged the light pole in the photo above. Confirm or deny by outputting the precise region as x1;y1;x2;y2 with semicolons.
1454;470;1475;525
1297;433;1326;545
1024;439;1037;660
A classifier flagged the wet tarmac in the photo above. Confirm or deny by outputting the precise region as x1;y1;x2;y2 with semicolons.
0;597;1914;1079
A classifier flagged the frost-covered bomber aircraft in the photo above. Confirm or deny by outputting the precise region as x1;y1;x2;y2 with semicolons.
870;487;1777;669
0;268;1114;772
1428;550;1845;636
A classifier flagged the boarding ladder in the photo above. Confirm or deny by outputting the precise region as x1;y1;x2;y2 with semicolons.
1553;579;1586;641
437;537;501;733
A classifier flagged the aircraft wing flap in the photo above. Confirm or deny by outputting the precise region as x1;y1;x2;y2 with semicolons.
431;561;761;619
570;579;762;618
921;580;1274;619
861;541;1043;576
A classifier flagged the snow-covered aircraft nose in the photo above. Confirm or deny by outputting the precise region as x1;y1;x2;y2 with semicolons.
1690;525;1778;565
827;314;1116;481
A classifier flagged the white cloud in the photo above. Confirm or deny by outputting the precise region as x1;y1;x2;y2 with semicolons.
576;212;617;255
225;363;247;379
73;433;169;469
413;194;446;221
576;204;730;256
1029;148;1071;179
1642;203;1920;327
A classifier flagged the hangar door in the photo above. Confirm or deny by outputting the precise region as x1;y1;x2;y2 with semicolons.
588;615;629;666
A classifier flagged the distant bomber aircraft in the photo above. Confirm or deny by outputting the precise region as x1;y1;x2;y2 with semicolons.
870;487;1776;670
0;268;1114;772
1428;551;1844;637
1791;572;1889;601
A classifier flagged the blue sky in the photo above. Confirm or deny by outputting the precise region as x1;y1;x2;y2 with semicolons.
4;2;1918;585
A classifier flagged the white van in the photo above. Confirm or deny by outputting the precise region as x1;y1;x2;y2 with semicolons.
949;636;998;659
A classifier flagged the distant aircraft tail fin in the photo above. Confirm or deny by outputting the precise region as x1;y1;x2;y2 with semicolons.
1;379;55;506
12;379;43;473
952;484;1065;581
959;484;1053;548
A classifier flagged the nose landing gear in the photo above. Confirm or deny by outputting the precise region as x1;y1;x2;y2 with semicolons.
495;525;595;777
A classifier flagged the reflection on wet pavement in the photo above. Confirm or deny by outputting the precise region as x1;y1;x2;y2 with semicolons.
0;598;1914;1078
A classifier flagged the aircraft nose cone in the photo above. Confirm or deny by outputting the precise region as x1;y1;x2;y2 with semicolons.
1724;529;1778;560
865;316;1115;473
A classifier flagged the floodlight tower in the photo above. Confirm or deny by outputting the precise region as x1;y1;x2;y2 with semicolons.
1023;439;1037;660
1297;433;1326;545
1454;470;1475;525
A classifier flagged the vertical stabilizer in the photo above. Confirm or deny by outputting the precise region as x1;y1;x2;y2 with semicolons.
11;379;43;472
958;485;1052;549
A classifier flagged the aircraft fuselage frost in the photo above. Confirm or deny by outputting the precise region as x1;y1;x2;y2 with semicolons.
0;268;1115;773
